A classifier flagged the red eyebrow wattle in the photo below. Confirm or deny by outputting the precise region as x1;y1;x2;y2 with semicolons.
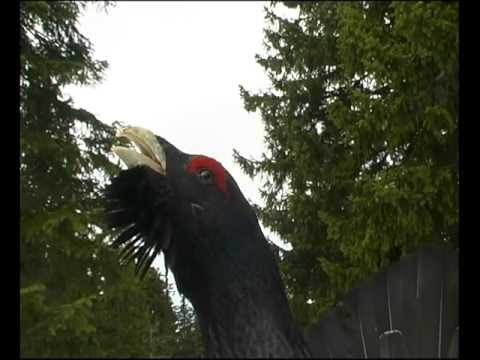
187;156;229;197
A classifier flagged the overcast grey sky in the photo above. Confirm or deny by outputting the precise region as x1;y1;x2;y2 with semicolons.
64;2;297;300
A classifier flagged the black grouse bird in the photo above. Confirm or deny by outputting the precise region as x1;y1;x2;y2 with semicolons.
104;126;458;358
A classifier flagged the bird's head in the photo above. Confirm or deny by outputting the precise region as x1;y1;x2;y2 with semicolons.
105;126;273;303
105;126;314;357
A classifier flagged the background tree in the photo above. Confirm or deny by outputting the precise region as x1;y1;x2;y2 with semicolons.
235;1;458;328
20;2;193;356
171;298;204;358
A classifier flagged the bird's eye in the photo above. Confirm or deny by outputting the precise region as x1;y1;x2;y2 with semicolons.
198;169;214;184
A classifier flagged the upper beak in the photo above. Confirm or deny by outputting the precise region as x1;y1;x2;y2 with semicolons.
111;126;167;175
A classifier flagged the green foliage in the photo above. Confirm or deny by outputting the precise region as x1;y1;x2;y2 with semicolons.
236;1;458;328
21;283;99;356
171;298;204;357
90;268;179;357
20;2;189;357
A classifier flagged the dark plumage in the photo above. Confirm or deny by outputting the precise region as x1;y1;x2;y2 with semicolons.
104;127;458;358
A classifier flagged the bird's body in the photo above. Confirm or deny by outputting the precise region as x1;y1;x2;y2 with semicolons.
105;126;458;358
